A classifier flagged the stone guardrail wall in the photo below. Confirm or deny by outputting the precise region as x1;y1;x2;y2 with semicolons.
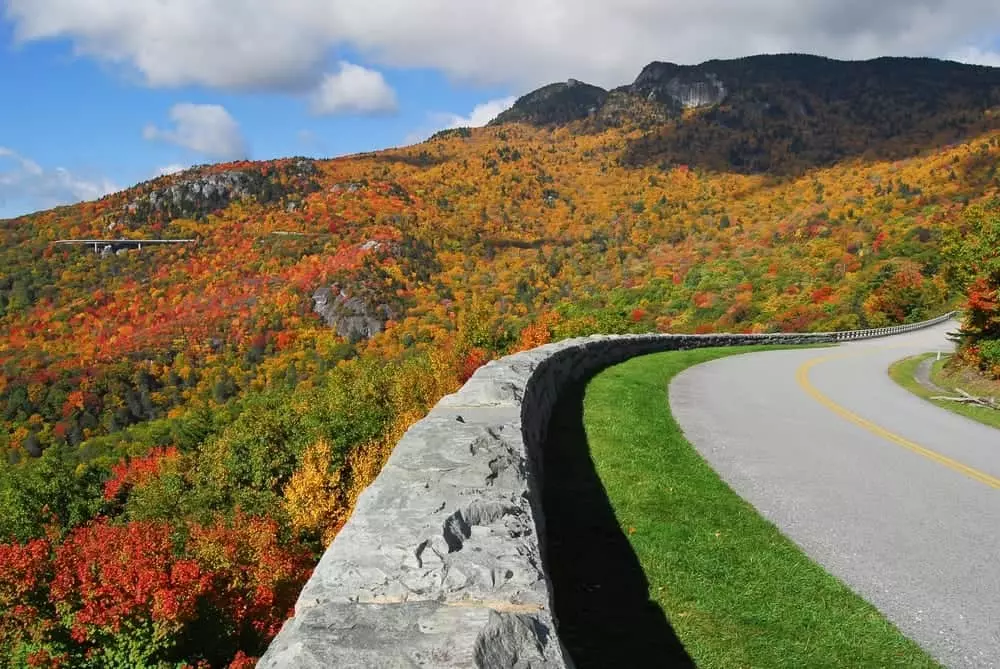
259;312;958;668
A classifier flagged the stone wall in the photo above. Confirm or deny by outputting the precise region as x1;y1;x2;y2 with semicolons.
260;316;956;668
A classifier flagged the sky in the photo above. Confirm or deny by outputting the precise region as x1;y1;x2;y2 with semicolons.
1;1;999;219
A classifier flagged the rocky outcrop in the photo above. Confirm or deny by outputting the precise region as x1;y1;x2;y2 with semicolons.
113;159;320;228
312;286;394;342
491;59;737;129
629;62;728;109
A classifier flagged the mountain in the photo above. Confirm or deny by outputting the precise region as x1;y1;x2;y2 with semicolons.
0;53;998;666
494;54;1000;173
489;79;610;126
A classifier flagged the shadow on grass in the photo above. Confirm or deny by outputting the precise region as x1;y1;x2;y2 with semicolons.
541;373;696;669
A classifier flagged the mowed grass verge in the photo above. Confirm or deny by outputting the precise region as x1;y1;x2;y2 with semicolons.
580;346;939;669
889;353;1000;430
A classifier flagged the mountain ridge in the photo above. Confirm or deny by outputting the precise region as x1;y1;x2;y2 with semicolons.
495;54;1000;125
493;53;1000;174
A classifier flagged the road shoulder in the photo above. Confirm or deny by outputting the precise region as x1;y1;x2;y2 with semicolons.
888;353;1000;431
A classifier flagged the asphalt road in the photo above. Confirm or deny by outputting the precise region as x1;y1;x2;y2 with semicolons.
670;320;1000;669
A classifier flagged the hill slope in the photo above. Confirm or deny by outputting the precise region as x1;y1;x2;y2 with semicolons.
0;53;999;666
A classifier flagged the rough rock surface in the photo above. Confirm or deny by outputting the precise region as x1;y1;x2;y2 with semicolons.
311;286;394;342
259;331;840;668
113;159;320;228
630;62;728;109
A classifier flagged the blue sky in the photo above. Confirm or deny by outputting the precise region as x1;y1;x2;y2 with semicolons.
0;18;516;218
1;0;998;219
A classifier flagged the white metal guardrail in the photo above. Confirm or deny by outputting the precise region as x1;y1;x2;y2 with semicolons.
818;311;958;342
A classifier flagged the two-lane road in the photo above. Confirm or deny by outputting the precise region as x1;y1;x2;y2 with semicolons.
670;321;1000;668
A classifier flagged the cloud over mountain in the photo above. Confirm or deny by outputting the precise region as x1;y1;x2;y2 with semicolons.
309;62;398;116
0;147;117;216
403;96;516;144
7;0;1000;93
143;103;249;160
441;97;517;128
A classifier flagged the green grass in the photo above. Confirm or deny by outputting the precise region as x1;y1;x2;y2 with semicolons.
582;346;940;669
888;354;1000;430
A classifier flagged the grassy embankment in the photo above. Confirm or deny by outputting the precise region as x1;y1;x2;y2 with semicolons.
889;353;1000;430
556;346;939;668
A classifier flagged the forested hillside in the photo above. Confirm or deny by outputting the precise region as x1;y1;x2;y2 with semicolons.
1;54;999;667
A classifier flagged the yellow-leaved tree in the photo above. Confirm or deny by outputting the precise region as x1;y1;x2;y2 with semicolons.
283;438;344;545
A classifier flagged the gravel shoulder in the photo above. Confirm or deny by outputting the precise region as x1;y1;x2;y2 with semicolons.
915;356;947;393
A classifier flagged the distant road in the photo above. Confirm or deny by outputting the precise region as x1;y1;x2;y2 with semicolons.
52;238;195;245
670;320;1000;668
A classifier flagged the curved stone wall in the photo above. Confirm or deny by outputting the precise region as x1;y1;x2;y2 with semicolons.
260;314;957;668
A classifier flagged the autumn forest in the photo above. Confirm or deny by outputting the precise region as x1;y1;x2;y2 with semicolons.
2;54;1000;667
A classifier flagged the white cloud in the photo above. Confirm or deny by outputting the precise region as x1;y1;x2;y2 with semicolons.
7;1;1000;93
143;103;248;160
309;61;398;115
405;96;517;145
156;163;188;176
441;96;517;129
0;147;118;217
947;46;1000;67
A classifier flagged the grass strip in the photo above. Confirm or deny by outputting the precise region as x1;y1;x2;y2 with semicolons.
888;354;1000;430
573;346;939;669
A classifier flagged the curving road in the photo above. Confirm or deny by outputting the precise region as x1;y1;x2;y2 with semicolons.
670;320;1000;669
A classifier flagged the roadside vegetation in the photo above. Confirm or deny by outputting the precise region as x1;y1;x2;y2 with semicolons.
889;353;1000;430
580;347;940;668
944;205;1000;379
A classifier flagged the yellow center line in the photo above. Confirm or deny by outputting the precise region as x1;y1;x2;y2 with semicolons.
796;352;1000;490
